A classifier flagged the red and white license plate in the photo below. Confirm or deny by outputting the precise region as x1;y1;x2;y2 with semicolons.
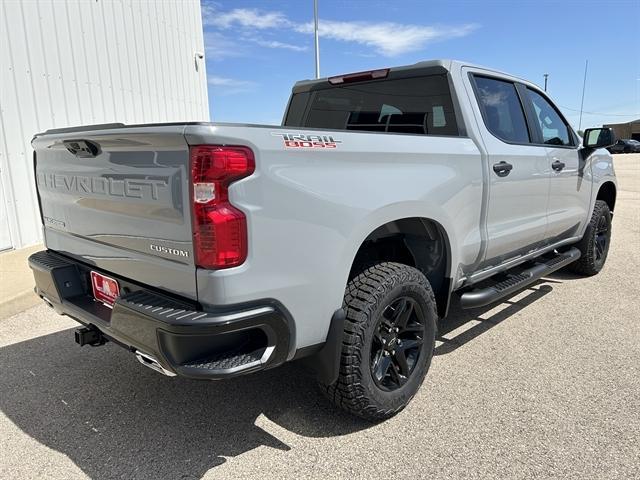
90;271;120;307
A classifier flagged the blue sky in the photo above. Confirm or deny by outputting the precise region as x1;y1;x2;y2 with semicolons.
202;0;640;130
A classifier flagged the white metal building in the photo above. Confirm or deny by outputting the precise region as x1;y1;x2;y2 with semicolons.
0;0;209;251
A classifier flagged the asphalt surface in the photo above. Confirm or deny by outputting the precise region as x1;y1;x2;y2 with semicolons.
1;155;638;480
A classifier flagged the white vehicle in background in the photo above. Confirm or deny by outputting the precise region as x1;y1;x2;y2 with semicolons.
29;60;617;421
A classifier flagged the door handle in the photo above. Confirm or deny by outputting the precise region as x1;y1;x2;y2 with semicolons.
552;160;566;171
492;161;513;177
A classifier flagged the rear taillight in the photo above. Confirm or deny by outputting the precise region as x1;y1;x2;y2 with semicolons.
190;145;255;269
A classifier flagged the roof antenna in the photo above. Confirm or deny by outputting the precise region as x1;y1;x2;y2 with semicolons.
578;60;589;131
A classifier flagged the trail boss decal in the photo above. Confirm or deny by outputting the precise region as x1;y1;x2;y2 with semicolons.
271;132;342;149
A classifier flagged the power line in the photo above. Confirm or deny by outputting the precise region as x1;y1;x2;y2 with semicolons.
559;105;640;117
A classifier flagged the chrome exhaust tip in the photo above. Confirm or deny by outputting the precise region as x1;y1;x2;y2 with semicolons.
41;296;54;309
135;350;177;377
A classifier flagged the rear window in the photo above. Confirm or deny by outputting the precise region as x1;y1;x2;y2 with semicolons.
284;75;459;136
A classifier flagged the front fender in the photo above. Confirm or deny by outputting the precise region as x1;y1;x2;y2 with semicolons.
586;148;617;221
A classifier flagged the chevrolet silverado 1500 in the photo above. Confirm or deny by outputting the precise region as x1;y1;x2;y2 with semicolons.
29;60;617;420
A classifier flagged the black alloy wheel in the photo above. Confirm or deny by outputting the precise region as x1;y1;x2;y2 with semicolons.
321;262;437;421
593;214;610;269
370;296;425;391
569;200;612;276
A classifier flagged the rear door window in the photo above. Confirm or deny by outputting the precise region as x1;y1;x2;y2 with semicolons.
473;76;530;144
285;75;459;136
525;88;573;146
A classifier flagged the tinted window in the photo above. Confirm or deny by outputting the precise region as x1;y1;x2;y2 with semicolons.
284;92;309;126
474;76;530;143
284;75;459;136
526;89;572;146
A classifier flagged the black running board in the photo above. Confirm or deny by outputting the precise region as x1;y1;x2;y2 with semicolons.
459;247;581;309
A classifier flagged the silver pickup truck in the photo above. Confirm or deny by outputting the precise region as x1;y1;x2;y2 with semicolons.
29;59;617;420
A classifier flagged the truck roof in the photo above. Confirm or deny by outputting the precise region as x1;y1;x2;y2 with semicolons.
292;59;529;92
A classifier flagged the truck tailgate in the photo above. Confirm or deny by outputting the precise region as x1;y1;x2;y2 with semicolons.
32;125;197;299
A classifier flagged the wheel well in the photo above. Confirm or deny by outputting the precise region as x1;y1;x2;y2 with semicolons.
349;218;451;317
597;182;616;212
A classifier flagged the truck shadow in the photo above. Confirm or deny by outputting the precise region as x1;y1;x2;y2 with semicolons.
0;330;366;479
0;280;559;479
436;280;557;355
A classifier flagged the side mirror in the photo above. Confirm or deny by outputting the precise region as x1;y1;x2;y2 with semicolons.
583;127;616;149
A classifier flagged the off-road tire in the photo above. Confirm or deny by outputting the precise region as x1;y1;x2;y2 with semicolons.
569;200;612;276
322;262;437;421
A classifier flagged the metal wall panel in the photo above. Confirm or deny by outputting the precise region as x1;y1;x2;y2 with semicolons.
0;0;209;249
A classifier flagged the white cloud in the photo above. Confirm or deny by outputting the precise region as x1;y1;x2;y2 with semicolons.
253;39;308;52
204;31;246;59
295;20;478;56
203;6;289;30
201;3;478;58
207;75;256;95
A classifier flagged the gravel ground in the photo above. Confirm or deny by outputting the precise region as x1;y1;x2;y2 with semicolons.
1;155;638;480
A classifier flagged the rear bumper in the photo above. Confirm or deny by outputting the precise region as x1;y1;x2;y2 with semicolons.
28;250;292;379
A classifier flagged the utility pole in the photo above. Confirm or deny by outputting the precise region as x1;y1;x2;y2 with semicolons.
314;0;320;79
578;60;589;131
543;73;549;92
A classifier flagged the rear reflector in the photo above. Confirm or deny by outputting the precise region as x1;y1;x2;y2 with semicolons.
190;146;255;269
328;68;389;85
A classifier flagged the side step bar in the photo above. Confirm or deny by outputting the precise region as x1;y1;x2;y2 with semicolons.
460;247;581;309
